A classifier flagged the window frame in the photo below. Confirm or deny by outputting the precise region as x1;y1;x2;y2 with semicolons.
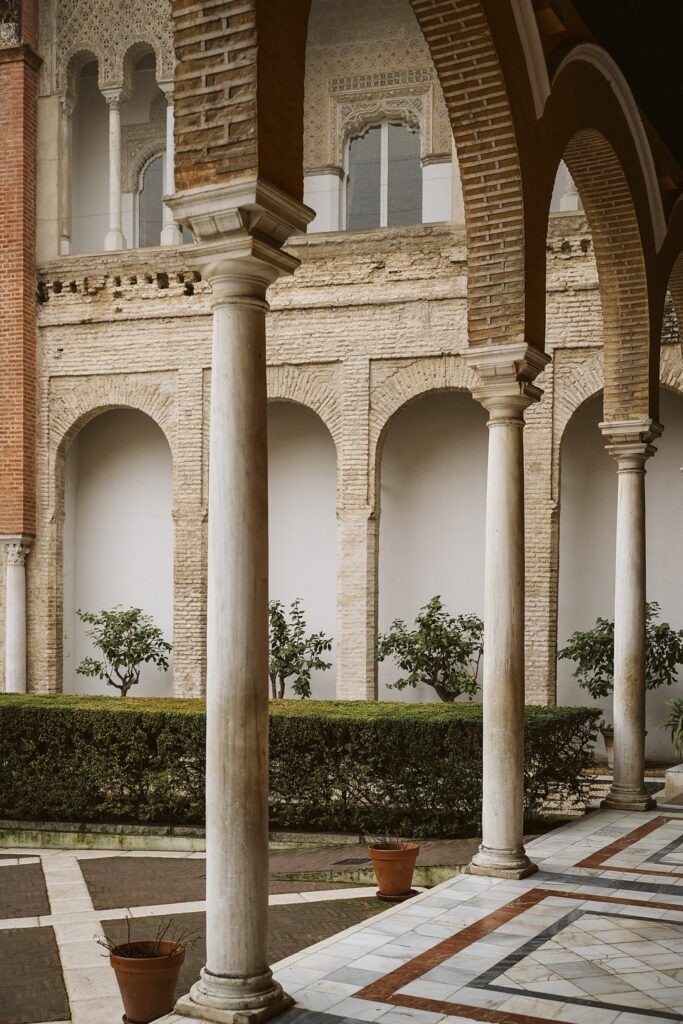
343;119;421;230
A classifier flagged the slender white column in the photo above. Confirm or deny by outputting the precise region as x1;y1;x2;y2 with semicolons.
464;344;548;880
167;177;313;1024
103;91;126;251
4;537;31;694
601;419;661;811
160;90;182;246
59;96;74;256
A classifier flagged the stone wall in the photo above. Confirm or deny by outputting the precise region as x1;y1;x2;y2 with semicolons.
16;213;683;703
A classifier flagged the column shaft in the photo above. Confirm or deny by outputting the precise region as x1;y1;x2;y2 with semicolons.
104;95;125;251
59;98;73;256
600;421;661;812
160;98;182;245
4;539;31;694
176;263;291;1024
470;403;536;879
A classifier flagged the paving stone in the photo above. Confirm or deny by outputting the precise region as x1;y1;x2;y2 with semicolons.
0;863;50;919
0;926;69;1024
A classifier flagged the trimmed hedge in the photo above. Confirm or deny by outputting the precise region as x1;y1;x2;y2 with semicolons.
0;695;600;837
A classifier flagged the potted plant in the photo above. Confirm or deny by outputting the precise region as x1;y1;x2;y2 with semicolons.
664;698;683;758
77;606;172;696
367;836;420;902
378;596;484;702
97;918;196;1024
558;602;683;764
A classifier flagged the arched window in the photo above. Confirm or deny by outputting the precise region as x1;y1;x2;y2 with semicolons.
138;153;164;248
346;121;422;230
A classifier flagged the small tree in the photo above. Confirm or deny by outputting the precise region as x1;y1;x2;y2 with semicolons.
558;601;683;700
378;595;483;703
77;607;172;697
269;598;333;699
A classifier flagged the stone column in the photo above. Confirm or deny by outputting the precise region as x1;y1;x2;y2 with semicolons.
464;344;549;880
160;85;182;245
3;537;31;694
168;179;312;1024
103;90;126;251
336;506;378;700
601;419;662;811
59;96;74;256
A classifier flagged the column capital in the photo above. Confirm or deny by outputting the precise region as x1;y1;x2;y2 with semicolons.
2;535;32;566
167;176;314;288
101;87;123;110
158;78;174;102
600;418;663;466
462;343;550;419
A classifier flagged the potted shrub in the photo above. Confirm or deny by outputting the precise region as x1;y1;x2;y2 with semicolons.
378;596;484;702
559;602;683;764
664;698;683;758
367;836;420;902
97;919;195;1024
77;606;172;696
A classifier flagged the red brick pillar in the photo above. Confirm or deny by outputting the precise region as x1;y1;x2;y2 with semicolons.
0;1;40;693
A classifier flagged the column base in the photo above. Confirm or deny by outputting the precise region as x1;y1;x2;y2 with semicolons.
601;787;656;812
104;230;126;251
469;844;538;880
175;969;293;1024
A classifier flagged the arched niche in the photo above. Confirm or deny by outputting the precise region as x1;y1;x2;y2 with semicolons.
558;387;683;761
378;390;488;702
267;401;337;699
63;408;173;696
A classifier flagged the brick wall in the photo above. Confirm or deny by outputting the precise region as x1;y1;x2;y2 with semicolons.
0;41;39;536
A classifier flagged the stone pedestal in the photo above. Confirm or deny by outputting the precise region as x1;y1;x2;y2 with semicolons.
600;419;662;812
167;178;312;1024
3;536;31;693
464;344;549;880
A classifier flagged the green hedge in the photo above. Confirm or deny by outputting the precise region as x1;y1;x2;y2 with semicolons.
0;695;600;837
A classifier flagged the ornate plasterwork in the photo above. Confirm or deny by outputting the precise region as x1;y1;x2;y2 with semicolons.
303;4;452;173
0;0;20;46
42;0;174;98
122;117;165;193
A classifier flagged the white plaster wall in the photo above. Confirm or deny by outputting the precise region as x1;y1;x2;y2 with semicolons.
63;409;174;696
558;387;683;761
378;392;488;701
267;402;337;698
71;66;109;254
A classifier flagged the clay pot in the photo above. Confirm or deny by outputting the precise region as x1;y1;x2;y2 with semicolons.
369;842;419;901
109;940;185;1024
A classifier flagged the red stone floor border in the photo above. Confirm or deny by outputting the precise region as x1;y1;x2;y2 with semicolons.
577;815;683;877
355;887;683;1024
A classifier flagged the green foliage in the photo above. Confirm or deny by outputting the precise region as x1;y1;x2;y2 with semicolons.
268;599;332;699
77;607;172;697
0;695;599;837
558;602;683;700
663;698;683;757
378;596;483;702
662;293;680;346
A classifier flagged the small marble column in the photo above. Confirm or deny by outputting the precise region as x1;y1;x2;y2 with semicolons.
464;344;549;880
103;90;126;251
160;86;182;246
59;96;74;256
601;419;662;811
4;537;31;694
167;179;312;1024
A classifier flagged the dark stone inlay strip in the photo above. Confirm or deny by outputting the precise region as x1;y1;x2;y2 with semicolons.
647;831;683;867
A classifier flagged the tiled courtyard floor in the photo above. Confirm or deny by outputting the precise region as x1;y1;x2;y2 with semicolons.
3;808;683;1024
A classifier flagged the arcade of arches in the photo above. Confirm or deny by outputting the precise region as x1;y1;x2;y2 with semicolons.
1;1;683;1022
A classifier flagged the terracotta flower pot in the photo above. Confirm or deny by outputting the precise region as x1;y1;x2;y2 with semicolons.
110;940;185;1024
369;843;419;901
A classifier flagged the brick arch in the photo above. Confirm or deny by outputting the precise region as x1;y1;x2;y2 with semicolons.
266;364;342;451
369;355;479;506
553;350;604;460
49;375;177;518
408;0;532;351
